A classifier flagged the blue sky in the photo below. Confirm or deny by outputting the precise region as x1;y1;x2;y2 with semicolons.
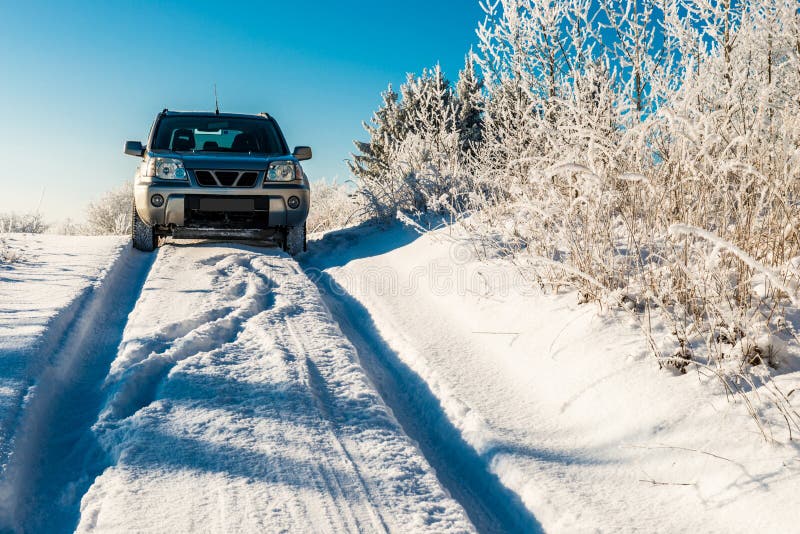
0;1;484;220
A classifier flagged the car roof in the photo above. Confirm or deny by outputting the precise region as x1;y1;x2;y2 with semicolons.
161;110;271;120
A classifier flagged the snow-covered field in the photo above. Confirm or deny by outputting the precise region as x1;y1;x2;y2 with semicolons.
0;226;798;533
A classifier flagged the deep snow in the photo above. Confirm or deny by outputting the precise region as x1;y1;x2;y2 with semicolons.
302;221;800;534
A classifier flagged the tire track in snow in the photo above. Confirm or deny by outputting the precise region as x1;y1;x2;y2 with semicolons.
285;318;390;533
304;267;543;534
98;254;274;425
0;245;155;533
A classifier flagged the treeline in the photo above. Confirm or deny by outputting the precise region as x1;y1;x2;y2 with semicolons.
0;182;134;238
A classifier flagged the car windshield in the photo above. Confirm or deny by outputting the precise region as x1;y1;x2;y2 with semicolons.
152;116;286;155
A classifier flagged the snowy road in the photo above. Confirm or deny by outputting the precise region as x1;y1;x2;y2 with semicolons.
0;241;474;533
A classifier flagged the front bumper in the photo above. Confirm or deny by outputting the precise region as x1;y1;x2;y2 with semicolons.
134;181;310;231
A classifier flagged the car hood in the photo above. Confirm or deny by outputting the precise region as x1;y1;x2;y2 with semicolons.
171;153;291;171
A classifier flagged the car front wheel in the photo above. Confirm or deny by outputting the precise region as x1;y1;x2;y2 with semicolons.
284;223;306;256
131;202;157;252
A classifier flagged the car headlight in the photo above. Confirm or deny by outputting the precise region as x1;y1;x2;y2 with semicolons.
145;156;187;180
265;161;302;183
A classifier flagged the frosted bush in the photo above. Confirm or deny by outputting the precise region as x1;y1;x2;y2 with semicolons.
0;212;48;234
306;179;361;233
85;181;133;235
351;62;481;219
466;0;800;439
0;237;19;264
49;218;85;236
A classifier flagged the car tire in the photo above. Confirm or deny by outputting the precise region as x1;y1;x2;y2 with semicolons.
284;223;306;256
132;202;157;252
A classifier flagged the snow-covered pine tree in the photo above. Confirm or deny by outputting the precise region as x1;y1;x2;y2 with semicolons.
348;84;407;218
455;51;484;154
401;64;457;138
348;84;404;184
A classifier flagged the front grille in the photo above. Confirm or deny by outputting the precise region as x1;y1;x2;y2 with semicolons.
193;170;260;188
184;195;269;229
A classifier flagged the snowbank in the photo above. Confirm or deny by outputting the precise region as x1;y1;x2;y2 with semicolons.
303;222;800;533
0;234;126;477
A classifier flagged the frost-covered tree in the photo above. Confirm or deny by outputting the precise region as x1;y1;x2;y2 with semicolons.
597;0;667;121
352;66;470;217
455;52;484;152
0;212;48;234
475;76;540;189
392;66;465;213
402;64;457;137
348;85;404;187
85;181;133;235
348;85;408;217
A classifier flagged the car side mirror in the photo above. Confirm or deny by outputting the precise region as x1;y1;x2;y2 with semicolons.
124;140;145;157
293;146;312;161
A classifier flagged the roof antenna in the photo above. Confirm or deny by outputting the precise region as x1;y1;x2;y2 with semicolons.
214;84;220;115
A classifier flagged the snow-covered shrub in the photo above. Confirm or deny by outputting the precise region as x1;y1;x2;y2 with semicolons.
0;212;48;234
85;181;133;235
306;179;361;233
0;237;19;264
465;0;800;438
351;62;482;219
49;217;85;236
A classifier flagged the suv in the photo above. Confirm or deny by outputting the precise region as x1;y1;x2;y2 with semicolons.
124;109;311;255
